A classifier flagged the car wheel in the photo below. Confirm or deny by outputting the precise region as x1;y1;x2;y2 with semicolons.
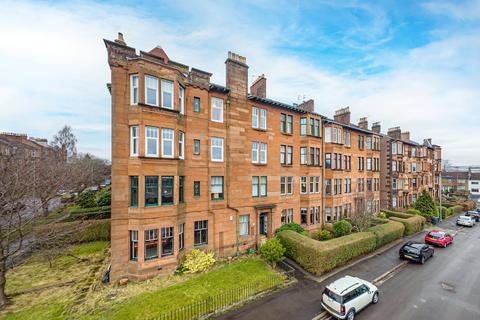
372;292;379;304
347;309;355;320
421;256;425;264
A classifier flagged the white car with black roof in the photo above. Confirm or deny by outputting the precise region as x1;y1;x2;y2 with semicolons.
321;275;379;320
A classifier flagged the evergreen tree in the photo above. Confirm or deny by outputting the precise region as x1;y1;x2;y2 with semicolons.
414;190;436;217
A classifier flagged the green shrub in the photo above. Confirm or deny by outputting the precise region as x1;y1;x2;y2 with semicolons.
406;208;421;215
389;215;425;236
277;230;376;276
300;231;312;238
368;220;405;249
275;223;304;235
377;212;387;219
414;190;437;217
95;186;111;206
370;217;388;226
179;249;216;274
333;220;352;237
259;238;286;266
76;190;97;208
383;210;415;219
316;229;334;241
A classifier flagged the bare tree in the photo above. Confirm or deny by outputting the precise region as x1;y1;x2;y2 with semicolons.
351;195;373;232
66;153;110;193
0;152;42;307
51;125;77;160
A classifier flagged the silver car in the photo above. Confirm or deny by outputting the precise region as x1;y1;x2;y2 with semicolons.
457;215;475;227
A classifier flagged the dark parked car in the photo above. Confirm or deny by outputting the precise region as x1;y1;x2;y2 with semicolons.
399;242;434;264
465;211;480;222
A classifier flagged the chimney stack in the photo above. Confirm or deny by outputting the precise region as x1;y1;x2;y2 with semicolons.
387;127;402;139
115;32;126;46
372;122;381;133
401;131;410;141
250;74;266;98
334;107;351;125
358;117;368;130
297;99;314;113
226;51;248;96
189;68;212;88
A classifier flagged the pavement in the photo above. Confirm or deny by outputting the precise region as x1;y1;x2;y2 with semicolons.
216;215;480;320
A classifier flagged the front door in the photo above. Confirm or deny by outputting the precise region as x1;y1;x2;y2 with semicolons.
259;213;268;236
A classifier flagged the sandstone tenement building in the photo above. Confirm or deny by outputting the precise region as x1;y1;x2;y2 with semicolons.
105;33;441;281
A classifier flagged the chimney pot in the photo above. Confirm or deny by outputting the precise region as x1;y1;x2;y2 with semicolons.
371;122;381;133
358;117;368;130
115;32;126;46
333;107;351;124
387;127;402;139
297;99;314;112
250;74;267;98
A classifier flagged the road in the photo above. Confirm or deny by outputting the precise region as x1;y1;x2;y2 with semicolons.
217;215;480;320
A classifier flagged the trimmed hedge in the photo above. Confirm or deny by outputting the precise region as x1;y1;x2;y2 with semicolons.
275;223;304;235
66;205;111;221
389;216;424;236
368;220;405;249
277;230;376;276
451;205;463;214
406;208;421;215
383;210;414;219
34;219;111;244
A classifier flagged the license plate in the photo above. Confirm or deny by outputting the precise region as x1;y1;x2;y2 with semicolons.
404;255;414;260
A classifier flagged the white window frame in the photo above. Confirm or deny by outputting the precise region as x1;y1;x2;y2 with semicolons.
211;97;224;123
300;147;307;165
252;107;258;128
161;128;174;158
239;215;250;236
324;127;331;143
178;131;184;160
252;142;259;163
179;86;185;114
130;125;139;156
260;143;267;164
161;79;174;110
145;126;159;157
259;109;267;129
211;137;224;162
145;75;159;106
300;176;307;194
130;74;138;105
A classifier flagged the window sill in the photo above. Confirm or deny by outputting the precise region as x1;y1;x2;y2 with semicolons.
145;204;159;208
281;164;293;167
211;198;224;201
252;127;267;132
252;163;267;166
194;244;208;249
281;132;293;136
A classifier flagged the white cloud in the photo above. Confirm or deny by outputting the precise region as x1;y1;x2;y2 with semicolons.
0;0;478;164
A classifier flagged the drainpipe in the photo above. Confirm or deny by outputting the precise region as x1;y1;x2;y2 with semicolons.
225;96;240;256
321;118;326;227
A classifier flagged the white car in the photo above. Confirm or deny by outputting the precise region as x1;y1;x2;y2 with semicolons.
457;215;475;227
321;275;379;320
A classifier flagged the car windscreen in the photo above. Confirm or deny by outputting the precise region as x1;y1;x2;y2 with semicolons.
323;288;342;303
428;232;444;239
403;245;421;254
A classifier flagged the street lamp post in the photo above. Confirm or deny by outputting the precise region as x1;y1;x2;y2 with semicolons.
439;172;443;222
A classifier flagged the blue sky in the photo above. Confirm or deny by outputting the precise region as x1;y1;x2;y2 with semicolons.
0;0;479;164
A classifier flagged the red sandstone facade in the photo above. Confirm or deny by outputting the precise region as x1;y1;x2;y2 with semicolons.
105;33;441;281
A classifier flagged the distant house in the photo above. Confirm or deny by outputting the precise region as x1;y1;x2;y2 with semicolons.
0;132;59;159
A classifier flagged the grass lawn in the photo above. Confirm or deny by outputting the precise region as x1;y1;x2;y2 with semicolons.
0;241;109;320
80;257;285;320
0;243;285;320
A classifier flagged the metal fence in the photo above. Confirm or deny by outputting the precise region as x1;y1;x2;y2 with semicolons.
153;268;294;320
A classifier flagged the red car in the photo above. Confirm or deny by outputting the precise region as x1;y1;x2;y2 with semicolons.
424;230;453;248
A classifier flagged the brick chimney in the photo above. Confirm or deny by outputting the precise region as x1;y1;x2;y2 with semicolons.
334;107;351;125
250;74;266;98
372;122;381;133
189;68;212;88
114;32;126;46
387;127;401;139
148;46;169;64
358;117;368;130
226;51;248;96
297;99;314;112
401;131;410;141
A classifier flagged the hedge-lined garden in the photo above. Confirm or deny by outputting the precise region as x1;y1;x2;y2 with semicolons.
367;220;405;249
277;230;376;276
382;210;426;236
